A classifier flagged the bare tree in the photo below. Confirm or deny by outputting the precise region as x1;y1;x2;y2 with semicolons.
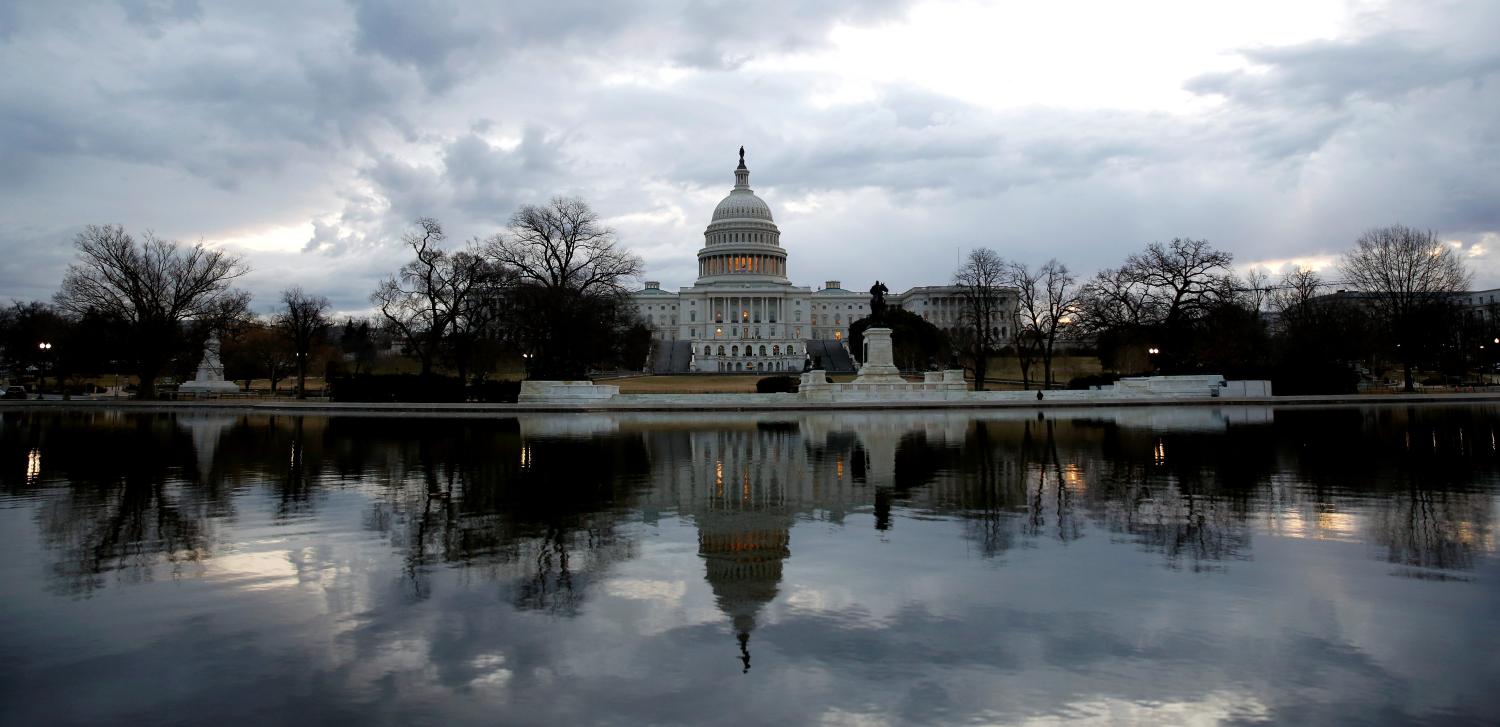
275;287;330;398
55;224;249;399
1007;262;1043;390
1340;224;1470;391
225;321;291;393
1077;266;1151;332
1123;238;1235;327
486;197;643;379
1242;268;1271;316
1078;238;1232;373
954;248;1007;391
1269;268;1325;332
372;218;498;384
1012;259;1082;389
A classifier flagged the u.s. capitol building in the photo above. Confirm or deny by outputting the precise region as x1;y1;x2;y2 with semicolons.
633;150;1015;373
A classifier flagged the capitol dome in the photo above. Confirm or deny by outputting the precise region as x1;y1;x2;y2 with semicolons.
712;187;774;222
696;147;789;283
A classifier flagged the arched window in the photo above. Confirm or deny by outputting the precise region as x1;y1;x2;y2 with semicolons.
772;345;780;355
647;314;654;323
731;345;739;355
787;345;795;355
759;345;766;356
689;311;696;322
704;346;711;356
718;345;725;355
745;347;752;357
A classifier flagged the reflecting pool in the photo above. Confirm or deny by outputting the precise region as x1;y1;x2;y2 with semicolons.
1;405;1498;725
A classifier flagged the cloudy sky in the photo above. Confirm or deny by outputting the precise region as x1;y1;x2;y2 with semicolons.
3;0;1498;315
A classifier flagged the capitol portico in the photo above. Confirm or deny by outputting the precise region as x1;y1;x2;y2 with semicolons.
633;149;1015;374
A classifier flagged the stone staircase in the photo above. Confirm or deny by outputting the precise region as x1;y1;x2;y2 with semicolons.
649;340;694;374
804;339;857;374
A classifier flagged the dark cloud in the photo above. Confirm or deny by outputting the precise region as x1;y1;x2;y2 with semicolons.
3;0;1500;313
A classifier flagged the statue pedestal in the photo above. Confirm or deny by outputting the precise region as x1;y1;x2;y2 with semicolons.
178;335;240;396
853;328;904;384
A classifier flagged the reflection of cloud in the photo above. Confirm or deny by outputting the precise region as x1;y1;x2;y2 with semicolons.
208;550;300;592
604;577;687;603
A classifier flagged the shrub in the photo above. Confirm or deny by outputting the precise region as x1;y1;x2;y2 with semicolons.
1270;363;1360;395
1068;373;1122;390
756;375;799;394
329;375;520;403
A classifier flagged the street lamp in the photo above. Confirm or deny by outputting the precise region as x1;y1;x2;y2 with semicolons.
37;342;52;398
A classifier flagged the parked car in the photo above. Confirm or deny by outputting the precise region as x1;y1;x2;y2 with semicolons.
2;385;28;399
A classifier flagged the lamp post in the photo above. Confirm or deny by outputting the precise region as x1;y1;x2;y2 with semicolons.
36;342;54;398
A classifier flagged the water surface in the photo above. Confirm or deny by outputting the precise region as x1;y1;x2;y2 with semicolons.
1;406;1497;725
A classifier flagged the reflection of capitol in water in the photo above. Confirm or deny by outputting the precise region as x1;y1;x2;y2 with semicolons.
527;411;1139;667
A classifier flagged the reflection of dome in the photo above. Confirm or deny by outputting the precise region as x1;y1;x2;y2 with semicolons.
696;507;793;673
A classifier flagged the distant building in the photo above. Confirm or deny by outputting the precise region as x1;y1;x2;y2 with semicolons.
631;150;1016;373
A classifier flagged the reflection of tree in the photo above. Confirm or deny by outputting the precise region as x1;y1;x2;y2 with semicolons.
1083;427;1258;571
0;412;219;596
951;421;1028;557
1373;485;1491;572
343;419;650;609
7;403;1499;609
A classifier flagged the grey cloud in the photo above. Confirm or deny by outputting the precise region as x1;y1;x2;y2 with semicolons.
117;0;203;33
1188;34;1500;108
6;0;1500;311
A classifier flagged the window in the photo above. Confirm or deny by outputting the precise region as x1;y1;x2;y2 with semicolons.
732;345;739;355
704;346;711;356
690;311;696;322
759;345;767;356
718;346;725;355
773;345;780;355
787;344;795;355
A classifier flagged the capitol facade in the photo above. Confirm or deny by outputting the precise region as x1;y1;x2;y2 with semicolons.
633;150;1014;373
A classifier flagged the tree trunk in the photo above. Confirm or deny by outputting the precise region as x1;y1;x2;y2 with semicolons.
1403;360;1415;393
136;361;160;400
973;348;987;391
1043;340;1056;390
296;359;308;399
